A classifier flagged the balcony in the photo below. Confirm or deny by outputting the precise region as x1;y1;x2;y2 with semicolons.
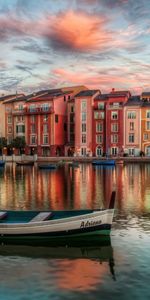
12;106;54;115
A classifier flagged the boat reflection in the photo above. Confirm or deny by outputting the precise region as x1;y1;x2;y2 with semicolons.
0;236;115;279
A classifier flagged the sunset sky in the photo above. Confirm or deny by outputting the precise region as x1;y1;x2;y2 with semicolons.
0;0;150;95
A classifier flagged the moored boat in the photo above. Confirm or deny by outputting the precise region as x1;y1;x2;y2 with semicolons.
0;160;5;167
38;163;58;170
16;161;34;166
0;192;116;243
92;160;115;166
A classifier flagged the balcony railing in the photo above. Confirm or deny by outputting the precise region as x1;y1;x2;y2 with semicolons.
12;107;54;115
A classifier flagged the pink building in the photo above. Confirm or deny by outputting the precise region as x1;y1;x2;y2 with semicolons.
74;90;100;156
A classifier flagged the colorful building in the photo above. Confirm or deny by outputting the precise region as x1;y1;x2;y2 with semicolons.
141;101;150;156
74;90;100;157
124;96;142;156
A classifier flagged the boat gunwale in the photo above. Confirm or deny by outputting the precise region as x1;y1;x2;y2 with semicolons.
0;209;114;228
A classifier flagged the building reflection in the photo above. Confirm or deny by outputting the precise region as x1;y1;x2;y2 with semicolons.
0;162;150;216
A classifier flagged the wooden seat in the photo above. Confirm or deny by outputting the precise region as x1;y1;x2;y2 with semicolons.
0;211;8;220
30;212;53;222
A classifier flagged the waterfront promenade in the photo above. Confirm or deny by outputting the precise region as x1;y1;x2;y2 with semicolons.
1;155;150;163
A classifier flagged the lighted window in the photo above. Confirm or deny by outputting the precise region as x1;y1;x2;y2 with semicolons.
43;115;48;122
130;122;134;130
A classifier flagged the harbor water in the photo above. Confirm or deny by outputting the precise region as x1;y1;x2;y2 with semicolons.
0;162;150;299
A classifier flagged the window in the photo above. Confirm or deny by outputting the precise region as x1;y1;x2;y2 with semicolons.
16;125;25;133
55;115;58;123
70;115;74;122
29;105;36;112
7;115;12;124
111;123;118;132
96;135;103;144
146;121;150;130
18;104;24;111
64;123;67;131
30;124;36;134
129;148;134;156
81;148;86;156
81;134;86;143
111;112;118;120
129;133;134;143
30;115;36;123
70;105;74;113
130;122;134;130
96;123;103;132
41;103;50;112
81;100;86;111
43;135;48;144
144;133;148;140
147;110;150;118
127;111;136;119
43;115;48;122
111;134;118;143
64;96;66;102
82;112;86;121
16;116;24;122
94;112;105;119
96;146;103;156
30;135;36;144
98;102;104;110
43;124;48;133
111;147;118;155
82;123;86;132
8;126;12;133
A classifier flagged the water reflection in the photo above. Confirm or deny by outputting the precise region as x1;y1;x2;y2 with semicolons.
1;162;150;216
0;237;115;293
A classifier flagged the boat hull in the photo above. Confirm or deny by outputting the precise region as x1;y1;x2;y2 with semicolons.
0;209;114;242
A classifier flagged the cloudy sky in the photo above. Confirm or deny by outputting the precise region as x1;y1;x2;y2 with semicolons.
0;0;150;95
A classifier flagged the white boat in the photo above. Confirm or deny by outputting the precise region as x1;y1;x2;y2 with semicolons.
0;192;115;243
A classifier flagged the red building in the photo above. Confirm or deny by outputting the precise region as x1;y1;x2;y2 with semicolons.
106;89;131;156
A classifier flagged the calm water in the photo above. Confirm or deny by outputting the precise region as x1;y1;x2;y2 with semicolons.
0;162;150;299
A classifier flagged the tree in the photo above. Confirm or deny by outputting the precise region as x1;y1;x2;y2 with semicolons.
11;137;26;154
0;137;7;155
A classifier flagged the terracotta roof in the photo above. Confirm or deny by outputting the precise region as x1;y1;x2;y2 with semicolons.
75;90;100;97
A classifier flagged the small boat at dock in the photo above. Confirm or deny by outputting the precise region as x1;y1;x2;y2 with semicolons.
92;159;115;166
16;161;34;166
0;160;5;167
38;163;58;170
0;192;116;244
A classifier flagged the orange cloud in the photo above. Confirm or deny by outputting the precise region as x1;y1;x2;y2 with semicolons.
43;10;112;52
